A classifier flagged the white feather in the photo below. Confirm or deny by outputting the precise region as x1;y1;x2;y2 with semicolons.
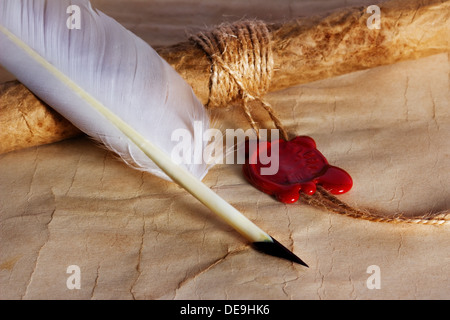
0;0;211;181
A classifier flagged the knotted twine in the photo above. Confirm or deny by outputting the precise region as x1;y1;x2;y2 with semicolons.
190;20;450;225
190;20;288;141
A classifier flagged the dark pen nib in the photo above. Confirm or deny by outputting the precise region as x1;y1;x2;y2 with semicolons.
253;237;309;267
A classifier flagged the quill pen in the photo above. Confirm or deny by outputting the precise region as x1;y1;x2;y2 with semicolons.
0;0;307;266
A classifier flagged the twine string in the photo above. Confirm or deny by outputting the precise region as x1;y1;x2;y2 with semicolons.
303;186;450;225
190;21;289;141
190;20;450;226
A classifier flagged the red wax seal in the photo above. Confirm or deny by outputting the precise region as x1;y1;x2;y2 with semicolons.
243;136;353;204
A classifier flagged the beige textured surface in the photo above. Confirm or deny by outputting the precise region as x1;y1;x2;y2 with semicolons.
1;0;449;300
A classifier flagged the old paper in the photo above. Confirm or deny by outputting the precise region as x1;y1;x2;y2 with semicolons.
0;0;448;299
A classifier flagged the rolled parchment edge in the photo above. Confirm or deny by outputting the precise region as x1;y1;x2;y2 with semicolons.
1;0;449;154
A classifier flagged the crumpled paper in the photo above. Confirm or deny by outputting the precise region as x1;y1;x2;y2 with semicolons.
1;0;449;299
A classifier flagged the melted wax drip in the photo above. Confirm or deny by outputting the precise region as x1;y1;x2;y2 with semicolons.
243;136;353;204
